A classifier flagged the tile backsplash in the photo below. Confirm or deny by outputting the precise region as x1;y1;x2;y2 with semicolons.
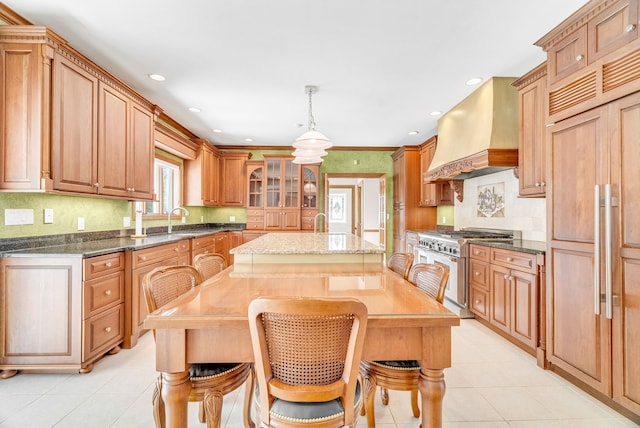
454;169;546;242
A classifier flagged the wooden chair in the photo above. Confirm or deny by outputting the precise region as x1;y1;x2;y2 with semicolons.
193;252;227;280
142;265;253;428
360;263;449;428
248;296;368;428
387;252;414;280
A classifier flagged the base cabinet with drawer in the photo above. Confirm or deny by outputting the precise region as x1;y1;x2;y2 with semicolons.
0;253;125;376
124;240;189;348
469;244;544;358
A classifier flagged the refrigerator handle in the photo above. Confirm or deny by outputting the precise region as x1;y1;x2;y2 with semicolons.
605;184;613;320
594;185;601;316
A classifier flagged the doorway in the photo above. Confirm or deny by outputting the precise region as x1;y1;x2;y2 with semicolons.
323;173;386;248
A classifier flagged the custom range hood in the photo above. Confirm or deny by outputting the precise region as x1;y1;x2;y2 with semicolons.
425;77;519;181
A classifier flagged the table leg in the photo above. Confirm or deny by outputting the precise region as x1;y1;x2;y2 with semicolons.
419;368;445;428
162;371;191;428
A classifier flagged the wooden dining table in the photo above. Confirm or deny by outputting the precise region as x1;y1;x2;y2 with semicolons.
144;262;460;428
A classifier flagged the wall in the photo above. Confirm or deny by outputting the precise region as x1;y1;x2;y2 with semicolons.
453;169;546;241
0;149;395;240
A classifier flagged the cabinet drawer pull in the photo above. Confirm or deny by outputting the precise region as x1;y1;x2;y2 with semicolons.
576;54;584;62
105;327;112;333
506;257;514;262
104;290;112;296
626;23;636;33
475;299;481;305
140;256;146;261
105;262;112;268
475;271;480;276
503;274;509;279
174;248;179;252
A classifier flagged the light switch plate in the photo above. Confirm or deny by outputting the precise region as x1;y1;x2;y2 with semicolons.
44;208;54;224
78;217;85;230
123;216;131;227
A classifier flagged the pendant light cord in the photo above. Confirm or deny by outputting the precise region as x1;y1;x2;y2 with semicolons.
307;86;316;132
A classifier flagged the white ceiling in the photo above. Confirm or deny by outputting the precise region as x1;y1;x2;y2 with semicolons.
4;0;587;149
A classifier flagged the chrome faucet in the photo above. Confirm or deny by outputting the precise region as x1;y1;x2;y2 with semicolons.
314;212;327;236
168;206;189;234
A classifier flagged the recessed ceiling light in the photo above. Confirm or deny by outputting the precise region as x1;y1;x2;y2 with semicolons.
245;138;253;142
188;107;201;113
430;111;442;116
408;131;419;135
212;129;222;133
148;73;166;81
465;77;483;86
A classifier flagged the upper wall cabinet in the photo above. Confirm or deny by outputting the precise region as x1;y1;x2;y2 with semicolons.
184;141;220;207
513;63;547;197
537;0;640;122
219;151;251;206
0;26;155;200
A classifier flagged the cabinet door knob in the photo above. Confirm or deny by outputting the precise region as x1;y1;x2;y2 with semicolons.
541;182;546;187
535;182;540;187
475;271;480;276
576;54;584;61
475;299;481;305
626;23;636;33
507;257;514;262
104;290;112;296
94;182;100;188
105;327;112;333
174;248;179;252
140;256;146;261
105;262;112;268
504;274;509;279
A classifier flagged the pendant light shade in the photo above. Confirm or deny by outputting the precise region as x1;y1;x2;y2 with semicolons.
292;85;332;164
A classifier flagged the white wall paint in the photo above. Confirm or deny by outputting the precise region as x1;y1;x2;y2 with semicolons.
454;169;546;242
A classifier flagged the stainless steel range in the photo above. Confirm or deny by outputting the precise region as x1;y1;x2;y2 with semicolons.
416;228;521;318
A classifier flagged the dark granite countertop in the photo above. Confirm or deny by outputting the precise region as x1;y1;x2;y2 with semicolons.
1;227;237;258
468;239;546;255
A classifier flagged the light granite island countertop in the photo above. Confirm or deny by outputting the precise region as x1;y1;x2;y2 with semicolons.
231;232;385;268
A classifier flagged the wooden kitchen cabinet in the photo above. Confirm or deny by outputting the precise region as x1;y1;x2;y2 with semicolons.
97;82;154;200
219;151;251;206
81;252;125;371
546;92;640;415
124;240;189;348
228;231;243;265
514;63;547;197
469;244;540;354
392;146;436;253
419;137;438;207
51;52;99;194
405;231;419;260
0;26;155;199
263;156;301;231
185;140;220;207
0;252;124;375
537;0;640;122
246;160;265;230
301;165;319;231
419;136;455;206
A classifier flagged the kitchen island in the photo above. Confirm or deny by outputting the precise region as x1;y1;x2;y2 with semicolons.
230;232;385;267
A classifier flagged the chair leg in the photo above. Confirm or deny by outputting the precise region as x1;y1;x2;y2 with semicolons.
243;367;255;428
380;387;389;406
152;376;166;428
199;401;206;423
410;388;420;418
365;385;376;428
204;389;224;428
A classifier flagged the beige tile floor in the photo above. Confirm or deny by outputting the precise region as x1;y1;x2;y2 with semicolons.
0;319;638;427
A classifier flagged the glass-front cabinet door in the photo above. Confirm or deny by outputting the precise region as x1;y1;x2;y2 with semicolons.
302;166;318;208
264;156;301;230
247;162;263;208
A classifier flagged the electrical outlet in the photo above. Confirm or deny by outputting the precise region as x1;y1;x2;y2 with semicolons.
200;215;204;223
44;208;54;224
78;217;85;231
442;216;446;223
181;216;186;224
123;216;131;227
229;215;236;222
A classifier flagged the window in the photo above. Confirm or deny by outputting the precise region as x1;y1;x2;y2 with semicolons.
135;154;183;218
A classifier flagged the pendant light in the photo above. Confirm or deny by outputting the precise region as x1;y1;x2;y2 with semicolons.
292;85;332;164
